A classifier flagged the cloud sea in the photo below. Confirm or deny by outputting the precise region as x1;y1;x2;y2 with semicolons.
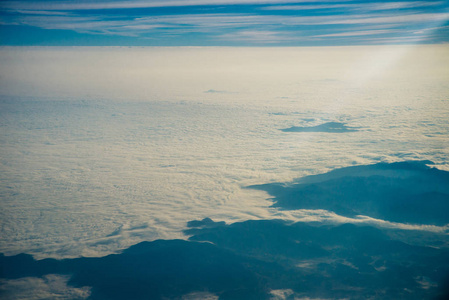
1;44;448;299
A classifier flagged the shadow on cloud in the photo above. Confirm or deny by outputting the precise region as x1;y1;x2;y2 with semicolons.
250;160;449;226
1;161;449;299
281;121;359;133
1;219;449;299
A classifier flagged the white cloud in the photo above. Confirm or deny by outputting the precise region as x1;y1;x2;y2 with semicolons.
313;13;449;25
2;0;353;10
269;289;295;300
0;275;91;300
259;1;445;11
2;0;448;44
4;11;448;40
275;209;449;233
413;24;449;34
217;30;296;43
270;289;332;300
366;1;445;10
262;4;353;10
1;46;448;259
15;10;71;16
313;29;396;37
181;291;219;300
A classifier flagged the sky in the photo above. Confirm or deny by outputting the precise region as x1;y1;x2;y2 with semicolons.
1;0;449;46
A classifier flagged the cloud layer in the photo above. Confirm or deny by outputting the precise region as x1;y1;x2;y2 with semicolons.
2;220;449;299
1;46;449;259
251;160;449;225
0;44;448;297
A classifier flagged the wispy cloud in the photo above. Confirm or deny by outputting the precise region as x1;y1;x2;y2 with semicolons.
217;30;296;43
1;0;448;45
15;10;71;16
263;1;445;11
359;34;437;44
313;29;397;38
362;1;446;10
317;13;449;25
412;24;449;34
1;0;352;10
278;209;449;233
262;4;353;11
5;12;448;35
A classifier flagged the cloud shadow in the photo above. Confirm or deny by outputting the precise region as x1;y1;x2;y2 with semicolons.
2;161;449;299
281;122;359;133
249;161;449;226
2;219;449;299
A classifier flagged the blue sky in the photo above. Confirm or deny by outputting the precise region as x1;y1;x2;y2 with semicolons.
1;0;449;46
